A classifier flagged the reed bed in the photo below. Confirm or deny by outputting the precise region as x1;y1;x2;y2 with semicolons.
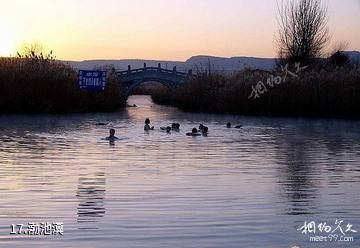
0;54;125;113
152;65;360;118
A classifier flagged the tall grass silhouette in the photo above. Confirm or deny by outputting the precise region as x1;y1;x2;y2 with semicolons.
153;62;360;118
0;50;125;113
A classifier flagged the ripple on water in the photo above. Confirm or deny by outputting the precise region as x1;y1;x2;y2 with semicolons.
0;96;359;247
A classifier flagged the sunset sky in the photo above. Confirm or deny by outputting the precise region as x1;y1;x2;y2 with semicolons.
0;0;359;61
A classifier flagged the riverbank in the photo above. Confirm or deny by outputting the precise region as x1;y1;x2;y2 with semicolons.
0;55;126;114
152;64;360;119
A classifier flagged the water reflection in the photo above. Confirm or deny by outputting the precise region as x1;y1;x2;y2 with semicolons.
76;171;106;226
275;130;320;215
273;120;360;216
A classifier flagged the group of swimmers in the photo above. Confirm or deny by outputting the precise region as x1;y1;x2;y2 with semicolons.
105;118;242;141
145;118;208;136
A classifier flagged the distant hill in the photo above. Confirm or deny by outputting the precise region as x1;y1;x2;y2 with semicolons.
185;55;276;72
344;51;360;63
67;59;185;72
66;51;360;73
66;56;277;73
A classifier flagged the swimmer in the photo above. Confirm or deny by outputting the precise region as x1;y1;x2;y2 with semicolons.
227;122;241;128
198;124;208;135
144;118;154;131
105;128;119;141
201;126;208;135
186;128;201;137
199;124;205;131
166;126;171;133
171;123;180;131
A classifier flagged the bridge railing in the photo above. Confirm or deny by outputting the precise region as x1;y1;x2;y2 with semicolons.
116;66;191;78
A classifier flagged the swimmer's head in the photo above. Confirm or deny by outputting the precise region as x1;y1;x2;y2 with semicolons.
192;128;198;133
145;118;150;125
166;126;171;133
109;128;116;136
226;122;231;128
172;123;180;129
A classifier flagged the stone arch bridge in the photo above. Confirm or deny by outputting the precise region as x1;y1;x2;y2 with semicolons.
116;63;192;96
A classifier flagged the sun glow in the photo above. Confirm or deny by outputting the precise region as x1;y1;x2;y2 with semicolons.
0;0;359;60
0;21;16;57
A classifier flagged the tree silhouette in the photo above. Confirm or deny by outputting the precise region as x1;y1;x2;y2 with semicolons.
276;0;330;64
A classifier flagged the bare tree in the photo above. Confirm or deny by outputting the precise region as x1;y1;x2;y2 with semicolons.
276;0;330;64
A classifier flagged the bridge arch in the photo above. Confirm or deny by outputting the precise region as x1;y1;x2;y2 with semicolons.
124;79;177;97
116;63;192;97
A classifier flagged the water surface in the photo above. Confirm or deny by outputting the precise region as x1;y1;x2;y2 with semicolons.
0;95;359;247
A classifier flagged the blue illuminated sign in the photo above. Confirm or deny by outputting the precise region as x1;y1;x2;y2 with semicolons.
79;70;106;91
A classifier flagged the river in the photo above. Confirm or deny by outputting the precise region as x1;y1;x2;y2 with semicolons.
0;95;359;248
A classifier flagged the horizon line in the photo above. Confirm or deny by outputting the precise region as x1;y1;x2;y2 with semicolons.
61;51;360;62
